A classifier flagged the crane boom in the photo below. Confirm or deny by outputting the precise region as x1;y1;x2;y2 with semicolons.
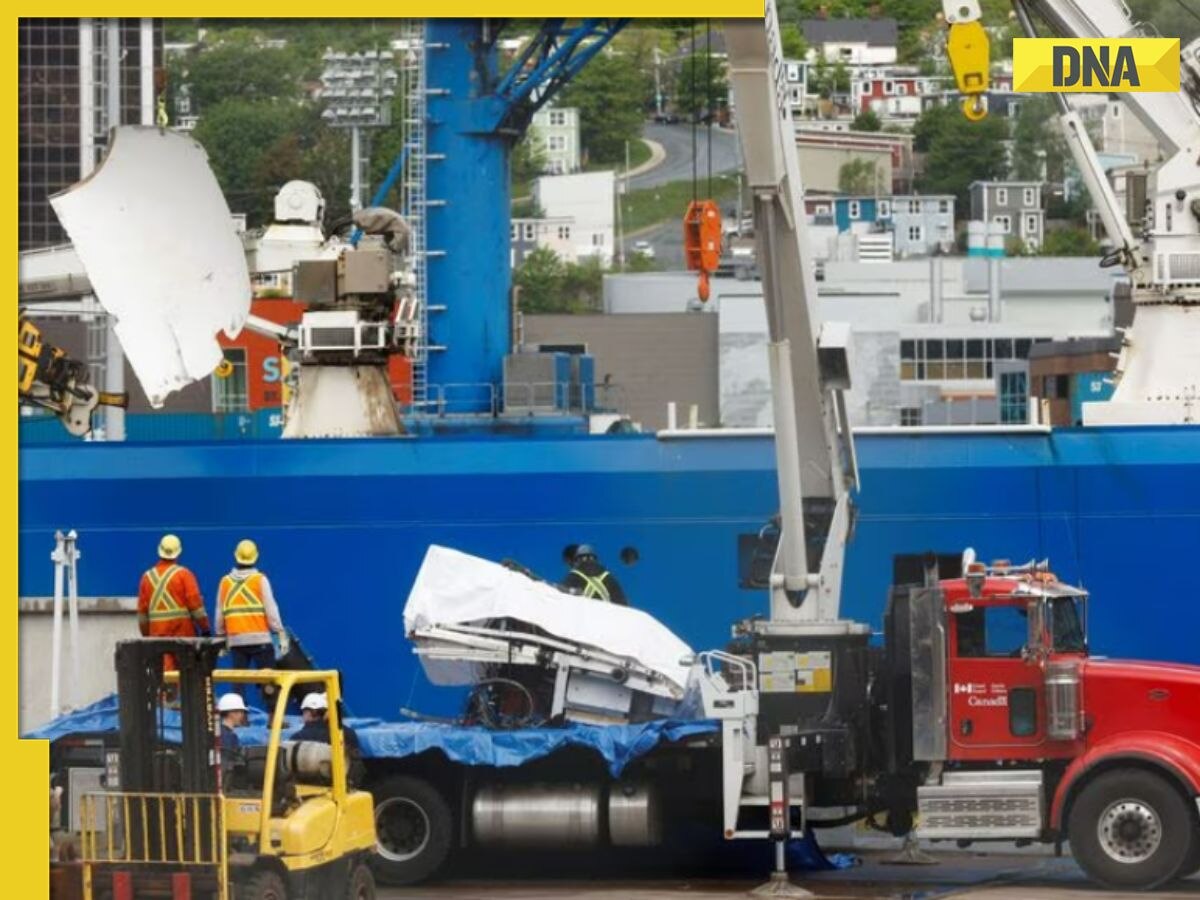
726;8;859;628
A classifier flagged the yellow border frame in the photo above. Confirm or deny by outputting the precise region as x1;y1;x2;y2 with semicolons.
15;14;760;894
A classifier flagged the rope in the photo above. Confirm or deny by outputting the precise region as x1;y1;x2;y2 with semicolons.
690;21;698;204
706;19;713;198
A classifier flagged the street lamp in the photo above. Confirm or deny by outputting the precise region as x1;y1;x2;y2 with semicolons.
318;49;398;212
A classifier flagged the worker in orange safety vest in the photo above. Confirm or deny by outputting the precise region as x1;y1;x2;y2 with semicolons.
216;539;289;696
137;534;212;671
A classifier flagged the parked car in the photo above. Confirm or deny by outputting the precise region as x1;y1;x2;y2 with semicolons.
632;240;655;259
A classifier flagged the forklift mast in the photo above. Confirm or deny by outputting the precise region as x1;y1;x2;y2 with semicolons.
114;639;225;795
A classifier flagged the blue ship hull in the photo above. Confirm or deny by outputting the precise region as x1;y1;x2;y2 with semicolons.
19;426;1200;718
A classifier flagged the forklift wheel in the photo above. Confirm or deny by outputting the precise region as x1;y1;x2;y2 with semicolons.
369;774;453;885
344;861;376;900
239;867;288;900
1068;768;1192;891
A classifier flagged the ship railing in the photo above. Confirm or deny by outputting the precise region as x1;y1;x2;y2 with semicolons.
408;381;623;418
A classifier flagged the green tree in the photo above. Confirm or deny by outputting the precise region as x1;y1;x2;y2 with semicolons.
561;257;605;310
559;54;650;165
851;108;882;132
839;159;881;194
913;104;1009;210
514;247;569;313
674;52;728;121
512;134;549;189
1039;227;1101;257
192;99;310;225
174;36;305;113
780;23;809;59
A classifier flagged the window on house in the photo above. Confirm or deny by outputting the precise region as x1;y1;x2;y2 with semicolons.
212;348;248;413
862;81;871;92
524;223;536;241
592;233;605;246
883;80;895;95
816;204;831;215
511;224;518;240
548;135;566;152
909;199;921;214
996;188;1009;206
1023;187;1036;207
1025;214;1039;233
557;225;571;240
938;199;950;214
549;110;566;126
900;407;922;426
848;200;861;220
908;225;923;243
878;200;891;217
994;214;1012;233
897;82;908;95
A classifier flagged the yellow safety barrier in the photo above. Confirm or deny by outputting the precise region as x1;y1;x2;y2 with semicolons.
79;791;228;900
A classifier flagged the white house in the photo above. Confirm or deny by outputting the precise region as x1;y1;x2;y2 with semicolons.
529;106;581;175
533;171;615;265
801;18;898;66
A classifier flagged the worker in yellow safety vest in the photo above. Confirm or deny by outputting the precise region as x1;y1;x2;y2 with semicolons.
561;544;628;606
137;534;211;671
215;540;289;693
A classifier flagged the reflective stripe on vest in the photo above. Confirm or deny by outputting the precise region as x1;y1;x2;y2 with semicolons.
145;565;190;622
570;568;611;602
220;573;269;635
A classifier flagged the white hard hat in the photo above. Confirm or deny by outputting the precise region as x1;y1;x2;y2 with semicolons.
301;692;328;712
217;693;247;713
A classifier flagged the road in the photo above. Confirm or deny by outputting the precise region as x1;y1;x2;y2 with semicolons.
380;853;1200;899
630;123;741;190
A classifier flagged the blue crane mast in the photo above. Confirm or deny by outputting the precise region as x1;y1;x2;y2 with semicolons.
421;19;628;414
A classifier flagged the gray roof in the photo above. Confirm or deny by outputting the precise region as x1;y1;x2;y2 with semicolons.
963;257;1123;295
1028;336;1121;360
801;18;898;48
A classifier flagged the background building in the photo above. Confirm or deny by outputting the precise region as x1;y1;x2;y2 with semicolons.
533;171;616;265
529;105;581;175
19;18;163;250
970;180;1045;250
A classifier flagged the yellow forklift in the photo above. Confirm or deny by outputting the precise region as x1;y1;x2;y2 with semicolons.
68;639;376;899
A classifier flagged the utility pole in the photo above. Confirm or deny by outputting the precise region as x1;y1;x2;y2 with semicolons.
103;18;125;441
653;47;664;117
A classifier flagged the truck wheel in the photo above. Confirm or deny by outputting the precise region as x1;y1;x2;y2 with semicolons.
239;868;288;900
343;861;376;900
1174;826;1200;882
369;774;453;885
1068;768;1192;890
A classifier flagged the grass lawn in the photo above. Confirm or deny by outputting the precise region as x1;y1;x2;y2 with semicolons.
620;173;739;234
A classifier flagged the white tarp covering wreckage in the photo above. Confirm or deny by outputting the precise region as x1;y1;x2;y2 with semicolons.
50;126;251;407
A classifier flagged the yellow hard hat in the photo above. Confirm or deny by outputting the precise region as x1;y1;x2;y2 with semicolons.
158;534;182;560
234;539;259;566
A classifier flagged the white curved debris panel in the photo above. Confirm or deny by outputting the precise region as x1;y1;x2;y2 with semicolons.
51;126;251;407
405;545;695;693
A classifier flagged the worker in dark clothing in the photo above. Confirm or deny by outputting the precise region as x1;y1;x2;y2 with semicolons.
290;692;361;756
217;693;248;751
561;544;628;606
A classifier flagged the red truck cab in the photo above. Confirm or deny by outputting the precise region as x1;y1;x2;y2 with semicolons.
919;560;1200;889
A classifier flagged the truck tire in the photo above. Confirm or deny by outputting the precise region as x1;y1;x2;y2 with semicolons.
369;774;453;885
239;868;288;900
1067;768;1192;890
343;860;376;900
1174;825;1200;882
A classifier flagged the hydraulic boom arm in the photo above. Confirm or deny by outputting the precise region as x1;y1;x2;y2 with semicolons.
726;7;859;625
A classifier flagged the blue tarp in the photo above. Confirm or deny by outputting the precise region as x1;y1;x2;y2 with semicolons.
28;696;854;871
26;695;719;777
